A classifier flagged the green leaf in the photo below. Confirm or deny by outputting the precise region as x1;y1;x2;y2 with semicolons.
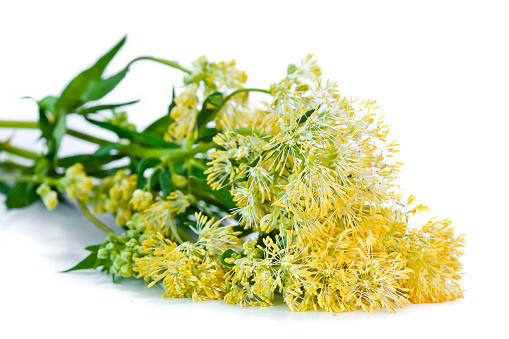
38;95;58;115
58;152;124;173
85;244;101;252
5;182;39;209
297;107;318;125
158;168;173;196
86;166;129;179
135;157;160;186
143;114;174;136
87;118;179;149
196;127;219;143
93;143;123;157
168;87;177;115
57;36;127;112
0;182;11;195
62;249;99;273
80;68;129;103
77;100;139;116
221;249;236;267
196;92;223;131
38;96;67;161
189;174;236;210
287;63;298;75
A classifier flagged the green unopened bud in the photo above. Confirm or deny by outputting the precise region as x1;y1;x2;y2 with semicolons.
130;189;153;211
97;248;109;259
36;183;51;196
120;251;132;261
109;186;122;202
126;239;137;248
120;263;132;277
36;184;59;211
294;84;309;92
287;63;297;75
172;173;188;189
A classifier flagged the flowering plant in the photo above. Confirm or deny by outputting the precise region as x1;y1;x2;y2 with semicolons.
0;37;465;313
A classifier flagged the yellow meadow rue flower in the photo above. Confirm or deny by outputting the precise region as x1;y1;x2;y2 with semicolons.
89;170;137;226
231;185;267;230
192;212;241;256
129;189;153;211
287;54;322;82
343;250;411;313
61;163;93;201
167;190;191;214
134;233;228;300
396;219;465;303
3;47;465;315
223;238;299;307
186;56;247;94
166;84;200;142
205;132;267;191
36;183;58;210
127;200;173;235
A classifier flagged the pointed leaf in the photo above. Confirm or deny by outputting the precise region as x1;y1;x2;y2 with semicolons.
158;168;173;196
0;182;11;195
57;36;127;111
196;92;223;131
87;118;179;149
38;96;67;160
93;143;123;157
62;250;99;272
77;100;139;116
143;114;174;136
189;176;235;210
58;152;124;173
5;182;38;209
136;157;160;186
80;68;129;103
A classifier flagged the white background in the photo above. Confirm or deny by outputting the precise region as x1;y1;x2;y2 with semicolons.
1;1;508;337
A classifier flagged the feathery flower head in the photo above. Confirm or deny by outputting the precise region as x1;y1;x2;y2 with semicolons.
191;212;241;257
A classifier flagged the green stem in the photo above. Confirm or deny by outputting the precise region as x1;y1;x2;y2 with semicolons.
224;88;271;102
127;57;192;74
0;121;38;129
66;129;111;146
168;217;184;244
78;200;116;235
0;173;60;186
0;174;39;183
1;160;30;171
0;120;112;146
189;159;207;171
233;127;270;139
0;143;39;160
121;141;217;159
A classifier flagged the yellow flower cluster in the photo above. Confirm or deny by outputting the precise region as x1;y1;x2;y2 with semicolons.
166;56;251;143
202;55;465;312
89;170;137;225
38;53;464;314
134;213;241;300
61;163;94;202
